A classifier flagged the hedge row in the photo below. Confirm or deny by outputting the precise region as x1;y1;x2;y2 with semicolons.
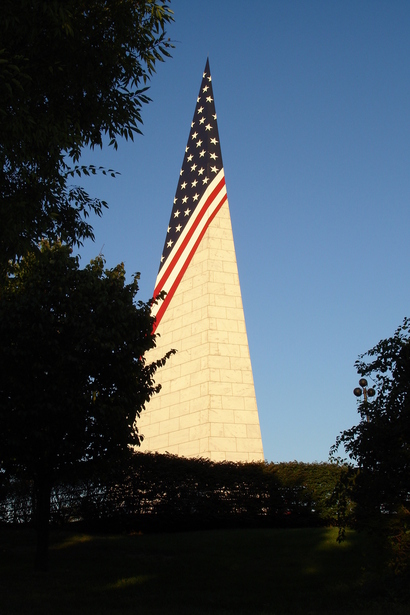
0;453;346;532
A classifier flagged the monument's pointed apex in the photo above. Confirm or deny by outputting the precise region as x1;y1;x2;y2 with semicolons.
139;62;264;462
151;58;224;332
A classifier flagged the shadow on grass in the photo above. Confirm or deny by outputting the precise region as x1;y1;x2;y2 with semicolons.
0;526;407;615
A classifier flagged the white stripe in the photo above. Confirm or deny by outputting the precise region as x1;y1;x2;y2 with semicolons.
151;169;226;318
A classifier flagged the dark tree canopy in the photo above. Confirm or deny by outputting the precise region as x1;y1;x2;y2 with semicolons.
331;318;410;569
0;241;171;476
0;241;173;567
0;0;173;267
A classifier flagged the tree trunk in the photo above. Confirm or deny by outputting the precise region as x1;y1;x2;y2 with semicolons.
34;476;52;572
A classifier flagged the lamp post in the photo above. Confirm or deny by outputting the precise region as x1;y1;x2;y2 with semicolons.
353;378;375;422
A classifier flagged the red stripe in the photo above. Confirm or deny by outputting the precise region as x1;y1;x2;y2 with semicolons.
154;176;226;299
153;192;227;333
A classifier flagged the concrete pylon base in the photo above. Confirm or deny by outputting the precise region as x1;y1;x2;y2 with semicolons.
138;199;264;462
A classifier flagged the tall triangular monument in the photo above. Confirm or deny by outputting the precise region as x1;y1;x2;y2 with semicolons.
139;59;264;462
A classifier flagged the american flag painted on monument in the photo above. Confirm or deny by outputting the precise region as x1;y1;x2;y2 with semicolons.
151;59;227;332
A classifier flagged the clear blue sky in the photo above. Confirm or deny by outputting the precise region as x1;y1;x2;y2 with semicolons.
77;0;410;463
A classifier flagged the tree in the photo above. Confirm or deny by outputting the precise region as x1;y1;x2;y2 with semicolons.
0;0;173;268
0;241;174;569
331;317;410;571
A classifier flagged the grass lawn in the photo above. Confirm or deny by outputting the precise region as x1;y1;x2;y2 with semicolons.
0;526;408;615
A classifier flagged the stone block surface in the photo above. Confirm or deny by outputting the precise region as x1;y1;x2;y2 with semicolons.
138;200;264;462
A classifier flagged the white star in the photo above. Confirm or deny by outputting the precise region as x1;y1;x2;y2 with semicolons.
213;114;217;120
191;121;195;128
184;208;191;216
210;152;218;160
173;197;178;204
181;181;187;189
185;146;189;152
191;131;198;140
197;96;200;103
174;210;180;218
203;72;207;78
205;123;212;131
202;85;209;93
187;154;194;162
182;195;188;204
202;176;209;184
211;166;218;173
210;138;218;145
191;179;198;187
207;75;212;82
193;193;199;202
206;96;213;103
167;226;171;233
197;106;204;114
176;224;182;232
199;117;205;124
167;239;173;248
180;168;184;175
161;255;164;262
191;163;197;171
197;167;204;175
196;139;203;148
199;150;206;157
